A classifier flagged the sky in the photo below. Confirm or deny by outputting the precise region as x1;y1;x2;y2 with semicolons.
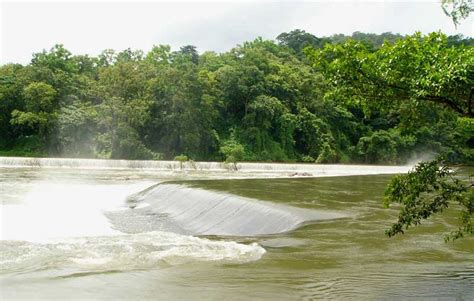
1;0;473;64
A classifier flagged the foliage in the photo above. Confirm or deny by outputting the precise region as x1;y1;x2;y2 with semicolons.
220;137;245;164
384;159;473;241
316;142;338;164
10;82;57;138
305;32;473;118
441;0;474;26
174;154;189;169
58;101;97;157
301;155;315;163
355;129;415;164
0;32;472;166
174;154;189;162
276;29;327;56
328;31;404;49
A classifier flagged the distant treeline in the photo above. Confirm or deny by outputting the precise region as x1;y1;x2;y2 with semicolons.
0;30;472;164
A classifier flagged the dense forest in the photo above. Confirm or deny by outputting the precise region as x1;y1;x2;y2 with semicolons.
0;30;472;164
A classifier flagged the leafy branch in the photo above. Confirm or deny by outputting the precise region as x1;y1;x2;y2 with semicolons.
442;0;474;27
384;158;473;241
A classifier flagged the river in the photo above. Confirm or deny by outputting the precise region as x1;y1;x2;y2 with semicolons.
0;159;472;300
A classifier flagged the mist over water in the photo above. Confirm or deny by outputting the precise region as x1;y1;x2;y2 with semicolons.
0;167;266;274
1;160;472;300
1;181;152;241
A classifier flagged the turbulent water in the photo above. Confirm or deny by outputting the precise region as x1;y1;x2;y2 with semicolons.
0;159;472;300
0;156;411;176
0;168;266;271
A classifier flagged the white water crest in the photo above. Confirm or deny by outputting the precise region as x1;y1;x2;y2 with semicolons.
0;156;412;177
110;183;347;236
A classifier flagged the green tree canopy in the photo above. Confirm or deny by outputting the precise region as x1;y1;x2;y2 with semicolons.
0;32;471;167
305;32;473;117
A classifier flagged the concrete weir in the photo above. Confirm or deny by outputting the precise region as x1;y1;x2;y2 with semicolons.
0;156;412;178
111;183;347;236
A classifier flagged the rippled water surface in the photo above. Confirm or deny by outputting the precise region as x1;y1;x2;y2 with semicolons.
1;167;473;300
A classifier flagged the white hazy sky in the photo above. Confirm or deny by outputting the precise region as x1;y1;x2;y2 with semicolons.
1;0;473;64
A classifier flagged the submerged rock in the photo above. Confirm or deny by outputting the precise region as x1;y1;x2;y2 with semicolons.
289;172;313;177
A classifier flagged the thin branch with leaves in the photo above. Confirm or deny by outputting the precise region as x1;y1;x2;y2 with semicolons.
384;158;473;241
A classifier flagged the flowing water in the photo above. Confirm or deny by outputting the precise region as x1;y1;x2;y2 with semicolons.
0;159;472;300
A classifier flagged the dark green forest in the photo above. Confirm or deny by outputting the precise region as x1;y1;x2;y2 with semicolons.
1;30;473;164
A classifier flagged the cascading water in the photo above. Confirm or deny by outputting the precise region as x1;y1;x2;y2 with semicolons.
108;183;346;236
0;156;412;176
0;168;270;277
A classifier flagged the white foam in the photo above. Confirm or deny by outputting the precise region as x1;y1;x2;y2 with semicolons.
1;181;154;242
0;156;412;177
0;231;266;274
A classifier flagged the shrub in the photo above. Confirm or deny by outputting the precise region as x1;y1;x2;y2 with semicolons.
220;141;245;163
174;154;189;169
301;155;315;163
316;142;338;163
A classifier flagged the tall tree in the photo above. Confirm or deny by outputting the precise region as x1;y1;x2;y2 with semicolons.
10;82;57;143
